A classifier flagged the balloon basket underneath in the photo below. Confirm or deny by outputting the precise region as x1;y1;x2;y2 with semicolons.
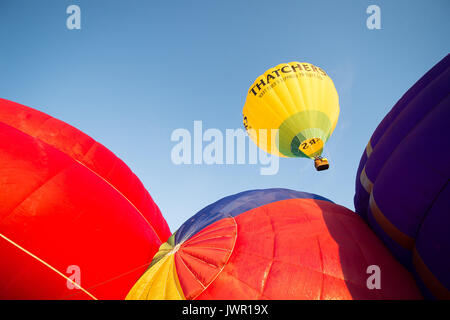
314;158;329;171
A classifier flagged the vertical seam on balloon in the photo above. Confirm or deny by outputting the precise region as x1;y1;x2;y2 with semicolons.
191;215;238;300
171;255;186;300
312;68;320;152
102;151;120;182
315;70;325;145
282;63;321;157
319;68;338;142
287;62;312;153
288;62;309;115
160;253;172;300
327;79;340;139
177;250;207;290
276;63;299;121
0;232;97;300
258;206;275;299
294;63;315;141
316;236;324;300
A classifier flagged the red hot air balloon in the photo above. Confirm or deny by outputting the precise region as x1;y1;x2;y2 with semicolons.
0;98;171;299
127;189;422;300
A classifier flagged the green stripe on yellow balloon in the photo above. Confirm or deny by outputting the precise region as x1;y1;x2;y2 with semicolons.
277;110;332;158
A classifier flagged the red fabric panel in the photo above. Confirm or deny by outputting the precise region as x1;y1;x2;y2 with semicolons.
0;100;170;299
174;217;236;300
0;98;170;241
193;199;421;299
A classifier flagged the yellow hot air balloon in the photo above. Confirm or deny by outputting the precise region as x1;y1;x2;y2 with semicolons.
242;62;339;171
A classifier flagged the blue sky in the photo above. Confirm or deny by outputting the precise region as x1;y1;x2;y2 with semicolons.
1;0;449;231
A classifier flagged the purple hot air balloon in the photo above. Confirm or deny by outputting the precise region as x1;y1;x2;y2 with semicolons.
354;54;450;299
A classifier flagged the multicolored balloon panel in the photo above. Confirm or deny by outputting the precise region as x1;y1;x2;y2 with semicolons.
0;99;171;299
127;189;421;300
354;54;450;299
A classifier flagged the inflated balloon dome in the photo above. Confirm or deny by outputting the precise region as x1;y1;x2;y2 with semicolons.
0;99;171;299
128;188;421;300
354;54;450;299
242;62;339;164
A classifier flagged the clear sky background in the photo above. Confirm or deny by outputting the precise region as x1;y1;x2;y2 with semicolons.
1;0;449;231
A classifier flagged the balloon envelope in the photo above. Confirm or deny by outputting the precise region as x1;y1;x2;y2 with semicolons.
0;99;171;299
242;62;339;159
354;54;450;299
128;188;421;300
